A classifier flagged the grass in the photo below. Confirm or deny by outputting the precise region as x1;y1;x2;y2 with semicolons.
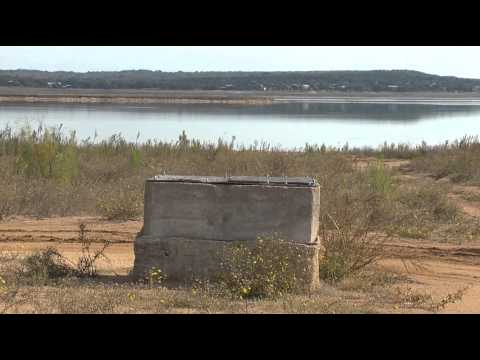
409;136;480;184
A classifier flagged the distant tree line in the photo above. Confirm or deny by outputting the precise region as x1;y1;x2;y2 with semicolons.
2;69;480;92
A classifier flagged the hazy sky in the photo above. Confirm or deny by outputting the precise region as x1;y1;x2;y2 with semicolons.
1;46;479;78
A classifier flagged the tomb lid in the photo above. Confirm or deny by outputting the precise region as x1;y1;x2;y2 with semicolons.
148;175;317;187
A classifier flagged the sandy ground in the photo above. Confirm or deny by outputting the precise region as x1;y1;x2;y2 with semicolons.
2;219;480;312
0;217;140;276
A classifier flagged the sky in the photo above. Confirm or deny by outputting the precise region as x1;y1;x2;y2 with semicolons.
0;46;479;79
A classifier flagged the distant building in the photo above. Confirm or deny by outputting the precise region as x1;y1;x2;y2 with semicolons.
329;83;347;90
220;84;234;90
47;81;63;88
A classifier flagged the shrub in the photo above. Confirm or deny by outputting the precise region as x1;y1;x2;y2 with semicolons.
319;214;386;284
96;184;143;220
17;247;72;285
0;185;15;221
15;125;79;183
394;183;459;223
217;234;312;299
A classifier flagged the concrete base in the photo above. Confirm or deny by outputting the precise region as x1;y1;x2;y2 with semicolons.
133;235;321;291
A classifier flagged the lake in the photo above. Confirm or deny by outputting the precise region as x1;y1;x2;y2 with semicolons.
1;101;480;149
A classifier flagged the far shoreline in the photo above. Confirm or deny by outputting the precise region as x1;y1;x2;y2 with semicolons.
2;87;480;106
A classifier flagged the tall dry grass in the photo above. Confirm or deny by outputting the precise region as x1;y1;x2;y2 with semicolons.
0;124;465;241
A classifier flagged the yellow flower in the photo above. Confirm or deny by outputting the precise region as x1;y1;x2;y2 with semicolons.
240;287;250;295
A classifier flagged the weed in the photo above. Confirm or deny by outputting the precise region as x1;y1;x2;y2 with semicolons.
75;223;112;277
393;286;433;308
0;275;6;293
387;225;432;239
430;287;469;312
144;267;167;288
0;275;22;314
217;234;313;299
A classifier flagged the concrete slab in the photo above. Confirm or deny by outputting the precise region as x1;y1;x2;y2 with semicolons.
142;180;320;244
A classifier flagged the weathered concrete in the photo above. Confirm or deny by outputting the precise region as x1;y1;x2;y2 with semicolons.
133;236;320;290
142;180;320;244
133;176;321;289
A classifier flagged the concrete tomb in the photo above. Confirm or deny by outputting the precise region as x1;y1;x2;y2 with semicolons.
133;175;321;289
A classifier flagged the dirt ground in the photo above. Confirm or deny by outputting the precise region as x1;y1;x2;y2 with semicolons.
2;159;480;313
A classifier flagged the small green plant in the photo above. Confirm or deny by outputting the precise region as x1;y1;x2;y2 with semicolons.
218;234;311;299
144;267;167;288
366;161;393;196
0;275;7;294
129;146;143;169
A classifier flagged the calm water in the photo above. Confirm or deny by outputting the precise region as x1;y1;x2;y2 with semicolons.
1;101;480;149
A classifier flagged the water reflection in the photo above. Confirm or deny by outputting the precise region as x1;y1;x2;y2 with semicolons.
1;102;480;148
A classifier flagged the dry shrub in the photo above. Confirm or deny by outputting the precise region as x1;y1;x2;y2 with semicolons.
16;247;73;286
96;183;143;220
387;182;460;239
0;184;15;221
75;223;111;277
397;183;458;221
14;224;111;284
319;212;387;284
